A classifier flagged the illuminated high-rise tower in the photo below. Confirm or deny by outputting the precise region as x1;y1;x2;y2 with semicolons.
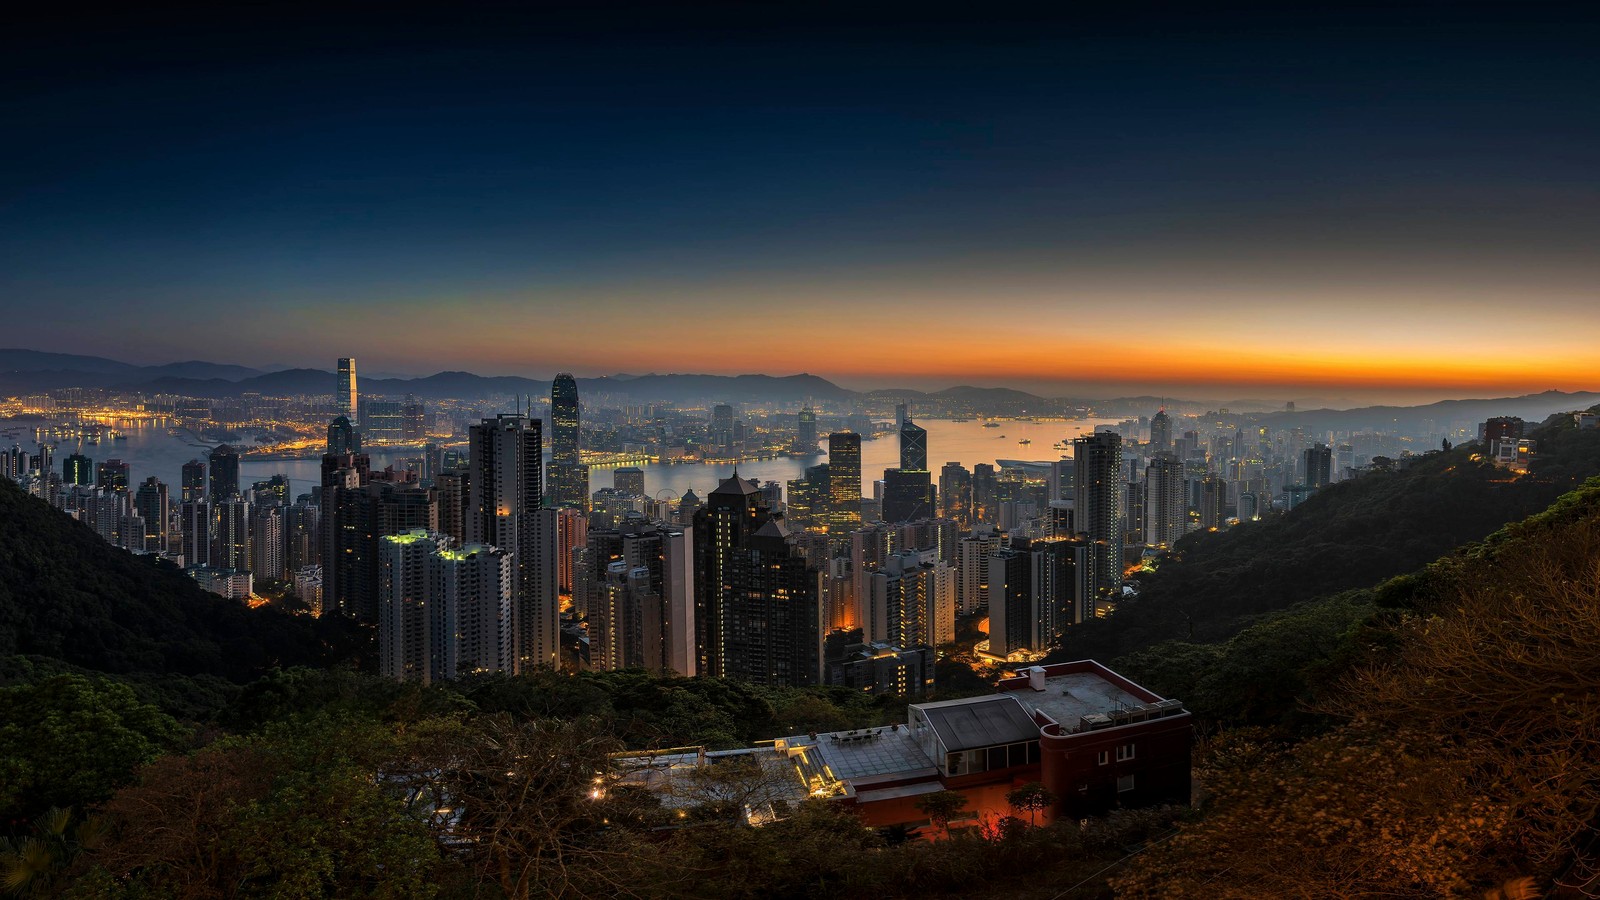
826;432;862;533
548;373;589;510
337;358;358;425
1072;431;1124;613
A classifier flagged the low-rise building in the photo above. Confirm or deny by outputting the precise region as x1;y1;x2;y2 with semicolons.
614;659;1191;833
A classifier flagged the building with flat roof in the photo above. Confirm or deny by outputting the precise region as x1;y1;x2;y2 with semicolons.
779;660;1190;830
612;659;1190;833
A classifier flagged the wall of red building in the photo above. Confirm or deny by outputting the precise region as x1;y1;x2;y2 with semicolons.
1040;715;1192;819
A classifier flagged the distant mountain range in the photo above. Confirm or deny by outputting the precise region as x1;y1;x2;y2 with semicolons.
1256;390;1600;434
2;349;1595;425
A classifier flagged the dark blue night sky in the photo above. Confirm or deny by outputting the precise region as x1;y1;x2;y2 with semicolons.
3;3;1597;399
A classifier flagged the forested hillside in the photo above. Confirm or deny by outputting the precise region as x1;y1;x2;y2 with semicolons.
0;479;362;682
1113;475;1600;897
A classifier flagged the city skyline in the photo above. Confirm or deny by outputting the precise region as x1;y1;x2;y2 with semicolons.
4;5;1597;403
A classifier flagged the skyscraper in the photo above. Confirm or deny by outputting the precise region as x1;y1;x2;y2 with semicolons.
957;524;1001;614
360;400;404;443
865;549;955;649
181;458;206;503
378;530;438;682
1198;474;1228;529
795;405;818;453
883;417;934;523
180;498;211;568
378;530;514;684
63;453;92;486
548;373;590;510
692;473;766;676
252;504;284;580
327;416;361;454
1032;536;1089;641
1150;408;1172;452
987;546;1034;656
613;466;645;497
95;458;130;491
1144;452;1186;549
693;472;822;685
208;445;240;500
434;540;515;678
285;498;320;574
722;516;823;686
556;506;588;598
1304;443;1333;490
710;404;735;456
337;357;358;425
784;463;829;532
319;436;435;620
1073;431;1124;613
939;462;972;526
133;476;170;552
899;418;928;471
467;414;558;672
212;497;252;572
582;522;695;675
826;432;862;534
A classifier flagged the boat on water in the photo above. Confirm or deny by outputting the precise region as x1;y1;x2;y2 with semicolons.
1019;438;1032;445
982;421;1000;428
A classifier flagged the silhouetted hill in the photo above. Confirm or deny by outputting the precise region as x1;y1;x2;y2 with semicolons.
0;479;362;682
135;360;263;381
1258;389;1600;434
580;372;855;403
927;385;1045;404
0;349;137;375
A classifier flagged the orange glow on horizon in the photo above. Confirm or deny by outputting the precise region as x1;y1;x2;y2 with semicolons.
248;274;1600;401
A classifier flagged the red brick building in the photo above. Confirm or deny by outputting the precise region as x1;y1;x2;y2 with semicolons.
775;659;1192;830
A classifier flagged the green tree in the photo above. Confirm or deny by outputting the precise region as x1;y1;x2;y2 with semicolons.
1005;782;1056;827
0;675;186;820
914;790;970;838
